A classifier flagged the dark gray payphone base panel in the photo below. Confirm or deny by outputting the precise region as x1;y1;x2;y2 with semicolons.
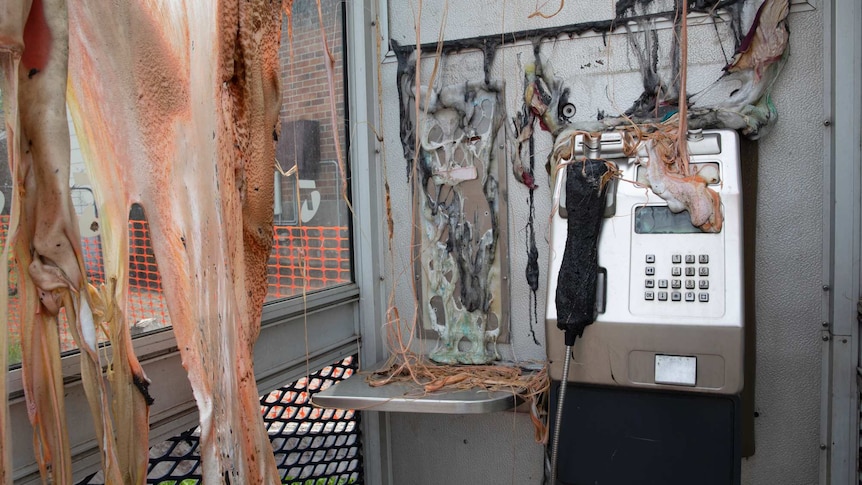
550;382;741;485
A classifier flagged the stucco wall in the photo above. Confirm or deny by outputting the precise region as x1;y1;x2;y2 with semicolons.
738;5;824;483
378;1;824;483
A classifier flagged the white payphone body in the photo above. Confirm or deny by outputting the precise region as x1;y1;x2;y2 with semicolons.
545;129;744;395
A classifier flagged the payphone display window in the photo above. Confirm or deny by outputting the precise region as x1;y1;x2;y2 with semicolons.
634;206;716;234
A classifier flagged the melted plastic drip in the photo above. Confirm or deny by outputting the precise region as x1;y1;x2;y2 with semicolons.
525;132;540;346
410;81;504;364
392;41;417;181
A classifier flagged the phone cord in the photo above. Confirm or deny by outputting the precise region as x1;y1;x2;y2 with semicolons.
550;344;572;485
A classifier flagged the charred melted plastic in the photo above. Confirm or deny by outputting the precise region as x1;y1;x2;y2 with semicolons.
555;160;610;345
133;374;155;406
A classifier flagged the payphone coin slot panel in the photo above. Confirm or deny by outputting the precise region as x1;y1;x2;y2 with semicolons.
654;354;698;386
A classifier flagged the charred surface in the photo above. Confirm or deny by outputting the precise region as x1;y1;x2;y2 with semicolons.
391;0;745;57
133;374;155;406
392;40;417;182
555;160;610;345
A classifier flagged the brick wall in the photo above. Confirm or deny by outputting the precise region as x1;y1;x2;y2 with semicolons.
279;0;345;209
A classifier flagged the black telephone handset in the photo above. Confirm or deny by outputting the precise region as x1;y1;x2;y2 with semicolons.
555;159;610;346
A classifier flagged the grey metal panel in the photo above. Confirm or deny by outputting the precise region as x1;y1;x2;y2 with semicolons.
546;321;744;394
345;1;393;484
345;0;392;485
822;0;862;483
254;299;360;394
818;4;835;482
827;0;862;340
389;412;544;485
259;283;358;326
820;326;833;485
826;337;858;485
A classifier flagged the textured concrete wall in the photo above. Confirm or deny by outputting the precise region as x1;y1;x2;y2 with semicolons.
738;5;824;483
379;1;824;483
279;0;344;163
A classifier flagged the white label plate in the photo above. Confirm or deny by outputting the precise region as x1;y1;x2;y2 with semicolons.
654;355;697;386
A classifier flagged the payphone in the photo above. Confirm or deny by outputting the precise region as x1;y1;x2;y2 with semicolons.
545;129;745;484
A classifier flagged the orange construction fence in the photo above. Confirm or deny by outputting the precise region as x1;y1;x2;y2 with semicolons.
1;215;350;358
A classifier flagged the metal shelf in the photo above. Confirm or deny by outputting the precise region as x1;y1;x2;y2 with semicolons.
311;366;521;414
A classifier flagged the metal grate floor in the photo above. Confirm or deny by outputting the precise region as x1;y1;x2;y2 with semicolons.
80;356;362;485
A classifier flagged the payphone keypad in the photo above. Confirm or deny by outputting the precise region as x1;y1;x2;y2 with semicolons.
643;254;710;304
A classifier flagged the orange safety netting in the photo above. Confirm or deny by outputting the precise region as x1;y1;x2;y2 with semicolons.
1;215;349;356
267;225;352;299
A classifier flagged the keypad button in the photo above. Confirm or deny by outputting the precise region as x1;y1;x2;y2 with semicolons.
645;291;655;301
645;266;655;276
699;280;709;290
685;267;695;277
658;291;668;301
699;266;709;276
671;267;682;277
672;254;682;264
685;291;696;302
685;254;696;264
685;280;695;290
658;279;668;288
671;291;682;301
699;254;709;264
645;279;655;288
699;292;709;302
672;279;682;289
645;254;655;263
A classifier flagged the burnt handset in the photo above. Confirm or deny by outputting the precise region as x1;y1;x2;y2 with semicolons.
548;134;610;483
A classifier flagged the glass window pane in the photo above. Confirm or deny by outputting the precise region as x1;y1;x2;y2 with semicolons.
267;0;352;301
3;0;352;367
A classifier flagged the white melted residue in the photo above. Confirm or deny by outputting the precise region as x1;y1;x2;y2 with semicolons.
80;298;98;352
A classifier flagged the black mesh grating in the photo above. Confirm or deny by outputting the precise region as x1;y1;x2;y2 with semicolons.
79;355;362;485
267;359;362;485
